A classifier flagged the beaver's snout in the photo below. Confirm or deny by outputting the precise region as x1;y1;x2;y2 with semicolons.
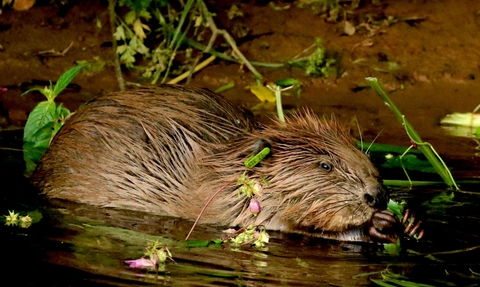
364;183;388;210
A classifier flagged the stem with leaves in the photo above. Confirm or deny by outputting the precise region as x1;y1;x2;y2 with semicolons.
22;65;84;176
366;77;459;190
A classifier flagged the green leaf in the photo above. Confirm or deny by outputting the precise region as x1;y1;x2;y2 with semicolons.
56;103;71;120
52;65;84;99
21;87;50;98
124;10;137;25
27;210;43;223
381;154;436;173
383;237;401;255
275;78;301;87
116;44;128;54
430;191;455;203
113;25;126;41
358;141;422;155
23;101;56;142
23;141;48;176
138;10;151;20
387;199;404;218
185;240;211;248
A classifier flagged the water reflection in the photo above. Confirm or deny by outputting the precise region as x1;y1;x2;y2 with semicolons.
1;130;480;286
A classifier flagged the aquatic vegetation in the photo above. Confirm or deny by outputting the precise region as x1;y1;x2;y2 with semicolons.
225;225;270;249
125;241;174;272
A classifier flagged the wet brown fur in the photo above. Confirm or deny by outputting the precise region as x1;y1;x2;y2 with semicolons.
32;85;386;240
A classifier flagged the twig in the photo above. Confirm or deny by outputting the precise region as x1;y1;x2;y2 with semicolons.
38;42;74;57
108;0;125;91
200;1;263;80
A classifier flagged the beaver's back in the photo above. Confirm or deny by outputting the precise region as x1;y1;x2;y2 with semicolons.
31;85;257;213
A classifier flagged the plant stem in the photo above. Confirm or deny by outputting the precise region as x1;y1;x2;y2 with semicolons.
169;0;195;50
366;77;459;190
266;84;293;123
167;55;216;84
199;1;263;80
182;37;293;68
108;0;125;91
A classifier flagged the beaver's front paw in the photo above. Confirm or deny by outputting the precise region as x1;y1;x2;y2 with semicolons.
368;209;400;243
402;208;425;240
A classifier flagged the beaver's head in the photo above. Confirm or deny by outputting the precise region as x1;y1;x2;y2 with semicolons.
243;113;388;235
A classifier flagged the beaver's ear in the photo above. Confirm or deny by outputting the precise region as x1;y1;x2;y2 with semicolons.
252;138;273;157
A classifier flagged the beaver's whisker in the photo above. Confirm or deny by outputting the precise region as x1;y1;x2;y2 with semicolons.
365;130;383;155
354;117;364;152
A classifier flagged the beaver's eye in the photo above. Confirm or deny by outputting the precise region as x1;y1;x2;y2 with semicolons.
320;162;332;171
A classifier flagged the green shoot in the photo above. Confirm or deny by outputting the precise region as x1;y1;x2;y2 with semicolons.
22;65;83;176
366;77;460;191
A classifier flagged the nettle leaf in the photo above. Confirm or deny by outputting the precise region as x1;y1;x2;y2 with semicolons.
23;101;56;142
53;65;84;99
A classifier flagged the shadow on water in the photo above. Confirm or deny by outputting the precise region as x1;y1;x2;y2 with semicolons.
2;129;480;287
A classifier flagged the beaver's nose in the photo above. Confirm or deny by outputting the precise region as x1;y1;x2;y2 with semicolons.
364;184;388;209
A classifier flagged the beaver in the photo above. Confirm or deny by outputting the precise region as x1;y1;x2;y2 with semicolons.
31;85;423;243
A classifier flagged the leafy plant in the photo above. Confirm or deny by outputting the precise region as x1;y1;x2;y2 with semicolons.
114;0;202;83
22;65;83;176
366;77;459;190
305;46;336;77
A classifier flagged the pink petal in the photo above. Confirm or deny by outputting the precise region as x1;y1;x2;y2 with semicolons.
125;258;156;268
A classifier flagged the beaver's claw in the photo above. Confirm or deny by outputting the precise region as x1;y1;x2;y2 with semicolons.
368;209;399;243
402;208;425;240
369;208;425;243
